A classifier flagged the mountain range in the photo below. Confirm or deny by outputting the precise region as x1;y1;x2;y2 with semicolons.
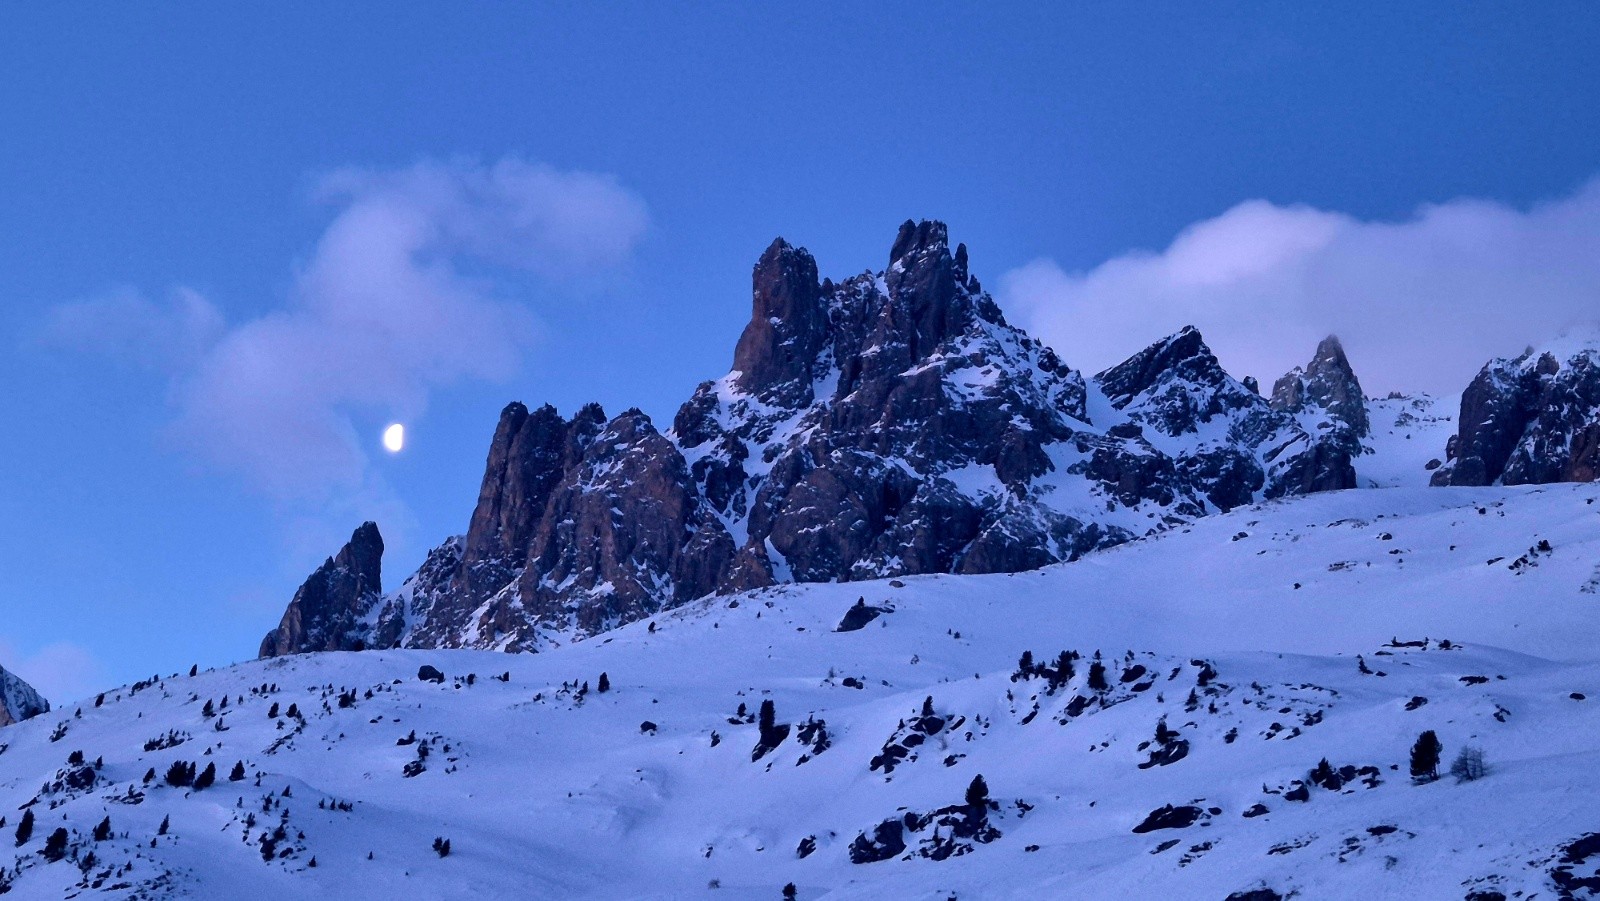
6;221;1600;899
259;220;1600;659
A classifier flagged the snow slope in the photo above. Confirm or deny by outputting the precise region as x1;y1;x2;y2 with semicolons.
3;485;1600;899
1355;394;1457;489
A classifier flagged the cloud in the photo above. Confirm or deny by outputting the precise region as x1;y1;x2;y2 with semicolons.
999;178;1600;395
0;638;108;707
39;286;224;372
49;157;648;509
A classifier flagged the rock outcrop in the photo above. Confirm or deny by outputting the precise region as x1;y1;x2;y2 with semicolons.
1432;336;1600;486
0;663;49;727
259;522;387;657
1270;335;1370;456
264;221;1363;655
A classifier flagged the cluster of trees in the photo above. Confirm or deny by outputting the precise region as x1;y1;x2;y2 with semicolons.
1409;730;1487;783
1012;649;1080;692
162;760;218;790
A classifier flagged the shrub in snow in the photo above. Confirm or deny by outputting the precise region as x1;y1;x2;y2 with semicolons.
1450;746;1487;782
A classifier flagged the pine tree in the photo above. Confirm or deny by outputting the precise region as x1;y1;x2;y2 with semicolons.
1054;650;1075;681
1154;718;1173;747
783;883;798;900
93;816;111;842
230;761;247;782
965;774;990;807
14;809;33;846
194;762;217;790
1410;730;1443;782
1017;650;1034;674
202;699;215;718
1088;660;1108;692
759;699;776;735
41;827;68;862
165;760;194;787
597;672;610;693
158;815;169;836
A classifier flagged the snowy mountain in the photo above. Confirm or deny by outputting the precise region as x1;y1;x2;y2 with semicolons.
263;221;1365;656
7;484;1600;898
1433;329;1600;487
0;665;47;728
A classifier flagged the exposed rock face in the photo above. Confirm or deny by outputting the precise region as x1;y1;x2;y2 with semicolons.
1432;338;1600;486
259;522;385;658
0;664;48;727
1270;335;1370;455
266;221;1363;654
1096;327;1357;508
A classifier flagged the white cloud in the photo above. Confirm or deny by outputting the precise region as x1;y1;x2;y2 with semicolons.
39;286;224;372
999;178;1600;395
49;157;648;510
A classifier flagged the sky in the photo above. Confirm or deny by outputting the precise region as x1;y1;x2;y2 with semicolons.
2;4;1599;703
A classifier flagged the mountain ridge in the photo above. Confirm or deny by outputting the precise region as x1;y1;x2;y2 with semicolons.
263;220;1371;657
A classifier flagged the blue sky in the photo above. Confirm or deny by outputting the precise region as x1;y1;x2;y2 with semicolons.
3;4;1599;701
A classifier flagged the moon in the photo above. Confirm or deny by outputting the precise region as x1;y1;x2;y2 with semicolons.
382;423;405;453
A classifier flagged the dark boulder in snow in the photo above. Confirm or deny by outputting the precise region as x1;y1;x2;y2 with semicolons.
835;598;890;632
1131;804;1206;833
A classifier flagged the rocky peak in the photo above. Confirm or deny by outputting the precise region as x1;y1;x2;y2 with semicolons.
1092;326;1357;507
732;238;827;405
259;522;384;658
457;401;605;608
1270;335;1369;451
0;663;48;727
264;221;1367;658
1433;337;1600;486
885;219;986;365
1096;326;1220;412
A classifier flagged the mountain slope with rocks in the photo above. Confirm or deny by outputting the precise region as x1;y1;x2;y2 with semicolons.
0;664;47;728
263;221;1365;656
1433;330;1600;488
9;484;1600;899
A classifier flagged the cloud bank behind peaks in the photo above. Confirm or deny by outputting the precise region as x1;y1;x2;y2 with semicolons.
1000;178;1600;396
116;157;646;503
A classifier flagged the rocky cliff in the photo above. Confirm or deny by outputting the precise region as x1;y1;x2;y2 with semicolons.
260;522;387;657
1432;334;1600;486
262;221;1362;656
0;663;48;727
1269;334;1370;457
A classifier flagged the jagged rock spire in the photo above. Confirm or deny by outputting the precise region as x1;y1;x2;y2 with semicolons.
1270;335;1369;450
259;522;384;658
731;238;827;405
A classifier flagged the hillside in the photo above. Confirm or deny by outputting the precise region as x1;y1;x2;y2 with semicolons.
4;485;1600;898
